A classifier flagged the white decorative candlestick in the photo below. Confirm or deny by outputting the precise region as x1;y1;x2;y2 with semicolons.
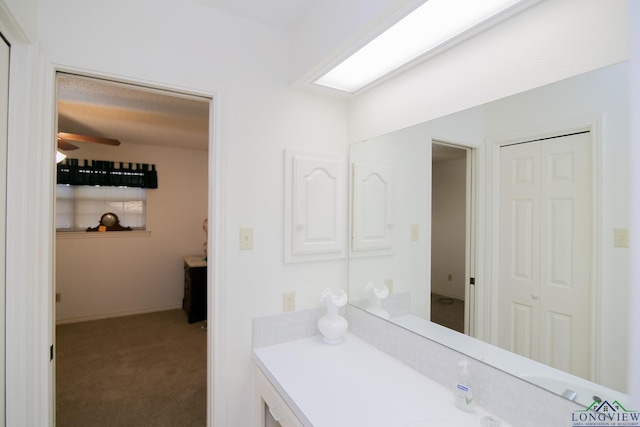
317;288;348;344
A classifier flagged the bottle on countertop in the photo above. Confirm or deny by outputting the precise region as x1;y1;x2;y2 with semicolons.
454;360;475;412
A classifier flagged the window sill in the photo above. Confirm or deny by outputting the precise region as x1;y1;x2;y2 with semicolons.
56;230;151;239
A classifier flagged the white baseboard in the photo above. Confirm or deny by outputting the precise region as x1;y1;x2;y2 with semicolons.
55;304;184;325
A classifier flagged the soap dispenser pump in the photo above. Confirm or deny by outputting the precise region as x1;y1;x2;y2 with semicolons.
454;361;475;412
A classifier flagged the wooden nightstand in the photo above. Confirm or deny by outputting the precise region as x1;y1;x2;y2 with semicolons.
183;256;207;323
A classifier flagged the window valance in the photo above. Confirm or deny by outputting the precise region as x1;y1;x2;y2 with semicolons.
57;158;158;188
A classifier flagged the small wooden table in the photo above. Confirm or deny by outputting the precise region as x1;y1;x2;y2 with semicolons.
183;256;207;323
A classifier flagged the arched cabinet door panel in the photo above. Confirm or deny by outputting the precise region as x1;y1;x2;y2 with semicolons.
284;149;346;263
351;162;393;252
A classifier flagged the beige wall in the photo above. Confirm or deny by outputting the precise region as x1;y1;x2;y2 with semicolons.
56;141;208;322
431;157;466;300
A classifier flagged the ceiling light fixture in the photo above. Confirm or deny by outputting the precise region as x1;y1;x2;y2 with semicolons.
313;0;530;93
56;151;67;163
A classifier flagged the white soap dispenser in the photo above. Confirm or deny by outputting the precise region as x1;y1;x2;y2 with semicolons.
454;361;475;412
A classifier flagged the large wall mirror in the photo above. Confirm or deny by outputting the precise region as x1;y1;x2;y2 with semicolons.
348;60;630;407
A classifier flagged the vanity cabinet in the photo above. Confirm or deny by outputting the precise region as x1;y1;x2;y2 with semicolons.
183;256;207;323
255;367;303;427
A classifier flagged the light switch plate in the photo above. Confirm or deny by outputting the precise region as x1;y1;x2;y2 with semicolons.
239;227;254;250
614;228;629;248
411;224;419;241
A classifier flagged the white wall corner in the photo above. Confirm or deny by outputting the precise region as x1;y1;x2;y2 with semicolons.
0;0;38;44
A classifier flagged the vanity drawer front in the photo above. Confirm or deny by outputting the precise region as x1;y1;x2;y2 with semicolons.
256;367;304;427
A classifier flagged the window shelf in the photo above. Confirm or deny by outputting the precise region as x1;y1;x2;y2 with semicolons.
56;230;151;239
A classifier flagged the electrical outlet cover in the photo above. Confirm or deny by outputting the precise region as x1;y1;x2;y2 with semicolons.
283;292;295;312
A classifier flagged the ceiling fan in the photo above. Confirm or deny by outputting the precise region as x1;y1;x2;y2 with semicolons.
57;132;121;151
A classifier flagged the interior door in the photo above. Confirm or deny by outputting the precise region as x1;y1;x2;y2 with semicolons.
498;132;591;379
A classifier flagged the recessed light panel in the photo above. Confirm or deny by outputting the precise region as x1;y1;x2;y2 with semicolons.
314;0;527;93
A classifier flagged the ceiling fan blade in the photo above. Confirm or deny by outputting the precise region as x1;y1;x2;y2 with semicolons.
57;139;79;151
57;132;121;147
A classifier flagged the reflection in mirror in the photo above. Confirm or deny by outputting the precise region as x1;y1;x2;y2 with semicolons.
348;61;631;407
431;142;468;335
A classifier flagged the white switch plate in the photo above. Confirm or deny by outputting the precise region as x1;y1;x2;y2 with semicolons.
614;228;629;248
411;224;419;241
239;227;254;250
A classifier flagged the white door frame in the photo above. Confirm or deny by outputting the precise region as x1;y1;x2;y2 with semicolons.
0;29;9;427
43;63;225;426
3;42;228;425
0;5;49;426
487;115;602;381
51;70;216;421
465;146;477;337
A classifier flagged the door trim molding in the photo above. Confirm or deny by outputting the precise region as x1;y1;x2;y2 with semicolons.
430;138;478;337
14;54;227;426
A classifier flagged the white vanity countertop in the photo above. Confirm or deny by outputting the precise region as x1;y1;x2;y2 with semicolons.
253;333;511;427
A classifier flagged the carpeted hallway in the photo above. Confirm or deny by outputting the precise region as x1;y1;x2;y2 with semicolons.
56;309;207;427
430;293;465;333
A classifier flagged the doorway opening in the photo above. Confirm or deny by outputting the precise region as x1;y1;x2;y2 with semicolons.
430;141;474;335
53;73;210;425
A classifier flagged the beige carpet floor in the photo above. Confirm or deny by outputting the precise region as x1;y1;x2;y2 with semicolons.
56;309;207;427
431;293;465;333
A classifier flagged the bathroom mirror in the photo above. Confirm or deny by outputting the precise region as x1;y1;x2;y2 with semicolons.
348;61;631;407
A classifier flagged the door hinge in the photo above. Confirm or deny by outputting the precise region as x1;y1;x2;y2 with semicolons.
50;345;54;362
470;277;476;285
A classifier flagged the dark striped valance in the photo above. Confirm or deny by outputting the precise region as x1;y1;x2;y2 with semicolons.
57;158;158;188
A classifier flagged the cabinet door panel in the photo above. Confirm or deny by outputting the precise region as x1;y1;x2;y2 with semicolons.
284;149;347;263
352;162;393;251
255;368;303;427
292;155;344;254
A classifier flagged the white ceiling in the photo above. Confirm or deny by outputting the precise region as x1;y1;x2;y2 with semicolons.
57;74;211;151
190;0;316;31
432;142;467;163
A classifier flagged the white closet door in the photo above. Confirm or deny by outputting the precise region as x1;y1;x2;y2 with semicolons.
499;141;541;360
499;132;591;379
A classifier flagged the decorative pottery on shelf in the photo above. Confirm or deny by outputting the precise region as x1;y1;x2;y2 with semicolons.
317;288;349;344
